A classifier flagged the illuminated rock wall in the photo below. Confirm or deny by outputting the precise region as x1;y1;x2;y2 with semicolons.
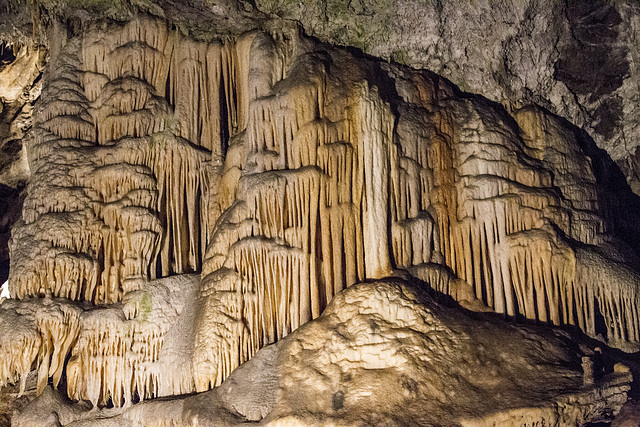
1;15;640;408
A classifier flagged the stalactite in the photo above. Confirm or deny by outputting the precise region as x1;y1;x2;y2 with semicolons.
392;214;438;269
226;238;309;349
2;275;198;408
355;84;394;279
0;299;82;397
5;15;640;412
494;226;577;324
576;248;640;347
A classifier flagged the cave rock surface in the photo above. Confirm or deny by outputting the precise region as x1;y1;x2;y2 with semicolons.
0;4;638;425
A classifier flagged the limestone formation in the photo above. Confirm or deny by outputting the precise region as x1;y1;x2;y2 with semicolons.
0;2;640;425
0;274;199;407
8;279;634;426
258;0;640;198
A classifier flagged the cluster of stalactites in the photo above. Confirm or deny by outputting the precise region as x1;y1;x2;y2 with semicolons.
389;86;640;347
66;309;167;407
9;16;258;304
195;34;403;385
487;229;640;345
82;16;254;157
196;39;640;393
1;276;198;408
5;16;640;409
575;249;640;345
0;299;82;397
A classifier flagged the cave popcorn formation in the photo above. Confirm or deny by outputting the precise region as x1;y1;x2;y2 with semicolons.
0;12;639;424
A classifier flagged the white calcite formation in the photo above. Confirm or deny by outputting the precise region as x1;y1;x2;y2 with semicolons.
195;25;640;389
9;279;633;426
0;12;639;425
0;274;199;407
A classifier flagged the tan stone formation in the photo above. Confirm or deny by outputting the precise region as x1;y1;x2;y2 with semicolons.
195;25;640;389
0;274;199;407
8;279;633;426
0;11;639;424
9;17;235;304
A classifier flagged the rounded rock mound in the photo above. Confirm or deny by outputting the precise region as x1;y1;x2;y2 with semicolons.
264;278;630;426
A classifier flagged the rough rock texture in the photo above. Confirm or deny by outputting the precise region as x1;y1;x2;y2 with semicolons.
256;0;640;195
266;279;631;426
10;279;633;426
1;1;640;425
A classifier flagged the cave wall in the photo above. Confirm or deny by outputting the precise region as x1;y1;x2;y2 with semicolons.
0;1;640;418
